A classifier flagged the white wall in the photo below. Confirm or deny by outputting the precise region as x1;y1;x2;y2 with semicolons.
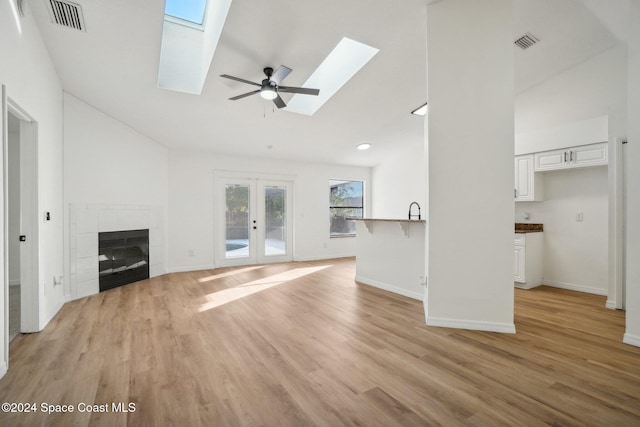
515;45;627;139
64;94;169;207
63;93;169;298
0;1;65;376
624;1;640;347
516;166;609;294
168;150;371;272
371;141;425;219
426;0;515;333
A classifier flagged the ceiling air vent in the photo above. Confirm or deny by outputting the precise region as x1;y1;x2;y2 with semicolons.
514;33;538;50
46;0;86;31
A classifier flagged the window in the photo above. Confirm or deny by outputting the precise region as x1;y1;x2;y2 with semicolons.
329;180;363;237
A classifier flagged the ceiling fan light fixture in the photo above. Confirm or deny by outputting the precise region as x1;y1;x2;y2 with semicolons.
260;86;277;100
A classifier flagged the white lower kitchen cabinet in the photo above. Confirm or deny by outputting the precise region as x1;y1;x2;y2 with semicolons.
514;233;543;289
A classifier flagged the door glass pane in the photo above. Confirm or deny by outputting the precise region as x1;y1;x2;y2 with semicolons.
264;187;286;256
225;184;250;259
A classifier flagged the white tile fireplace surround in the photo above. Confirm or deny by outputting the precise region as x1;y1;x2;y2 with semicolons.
69;204;165;300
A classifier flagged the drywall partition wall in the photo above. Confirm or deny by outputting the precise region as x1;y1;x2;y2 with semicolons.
167;150;371;272
624;1;640;348
426;0;515;332
0;1;65;376
515;167;608;294
63;94;169;298
371;141;426;219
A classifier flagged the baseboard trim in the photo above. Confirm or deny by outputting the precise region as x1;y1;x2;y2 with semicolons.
514;282;540;290
623;333;640;348
0;361;7;379
542;280;607;296
167;264;216;273
40;298;66;331
355;275;423;301
294;254;354;262
605;300;617;310
426;316;516;334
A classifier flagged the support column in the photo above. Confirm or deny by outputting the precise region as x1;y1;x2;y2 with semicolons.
425;0;515;332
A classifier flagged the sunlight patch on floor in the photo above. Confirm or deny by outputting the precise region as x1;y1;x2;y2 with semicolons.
198;265;331;311
197;265;266;283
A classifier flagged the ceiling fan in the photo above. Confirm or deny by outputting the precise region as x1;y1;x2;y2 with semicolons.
220;65;320;109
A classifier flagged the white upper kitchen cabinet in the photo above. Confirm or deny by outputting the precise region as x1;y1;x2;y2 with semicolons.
534;142;608;172
515;154;543;202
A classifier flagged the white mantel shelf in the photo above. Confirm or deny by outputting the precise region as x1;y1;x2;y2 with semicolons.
352;218;426;237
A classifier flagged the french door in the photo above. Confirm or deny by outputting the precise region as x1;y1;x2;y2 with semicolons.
216;177;293;266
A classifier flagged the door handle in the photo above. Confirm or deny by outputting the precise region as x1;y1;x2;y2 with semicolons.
19;235;26;242
564;151;567;162
570;151;573;162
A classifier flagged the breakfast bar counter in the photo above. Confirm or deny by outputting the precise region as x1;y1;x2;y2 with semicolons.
353;218;426;301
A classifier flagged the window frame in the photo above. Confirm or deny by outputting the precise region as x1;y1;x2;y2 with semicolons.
329;179;364;238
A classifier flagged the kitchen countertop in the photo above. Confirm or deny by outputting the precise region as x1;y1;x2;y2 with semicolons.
515;223;544;233
352;218;426;224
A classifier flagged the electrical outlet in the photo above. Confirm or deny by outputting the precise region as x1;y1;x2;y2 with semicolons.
576;212;584;222
188;249;195;257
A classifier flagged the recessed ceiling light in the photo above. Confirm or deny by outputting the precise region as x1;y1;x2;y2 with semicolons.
411;102;428;116
285;37;379;116
357;143;371;151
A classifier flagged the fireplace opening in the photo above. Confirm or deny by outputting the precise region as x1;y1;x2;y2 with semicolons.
98;229;149;292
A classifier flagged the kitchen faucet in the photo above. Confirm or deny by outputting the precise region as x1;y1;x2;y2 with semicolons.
408;202;421;220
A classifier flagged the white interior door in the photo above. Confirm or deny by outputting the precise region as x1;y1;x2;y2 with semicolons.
217;177;292;267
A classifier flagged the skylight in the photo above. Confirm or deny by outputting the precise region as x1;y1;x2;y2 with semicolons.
165;0;208;26
157;0;232;94
285;37;379;116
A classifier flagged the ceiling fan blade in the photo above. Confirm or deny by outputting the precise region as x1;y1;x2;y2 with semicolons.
220;74;260;86
271;65;292;85
278;86;320;96
229;90;260;100
273;94;287;109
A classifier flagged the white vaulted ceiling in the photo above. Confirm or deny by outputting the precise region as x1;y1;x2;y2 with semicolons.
28;0;628;167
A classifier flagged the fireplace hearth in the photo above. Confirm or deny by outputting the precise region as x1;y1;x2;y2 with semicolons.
98;229;149;292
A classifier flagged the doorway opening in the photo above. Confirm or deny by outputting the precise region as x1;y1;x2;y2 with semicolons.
7;112;21;343
3;92;40;374
215;175;293;267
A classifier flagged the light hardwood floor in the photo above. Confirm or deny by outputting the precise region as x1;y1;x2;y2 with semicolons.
1;258;639;426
